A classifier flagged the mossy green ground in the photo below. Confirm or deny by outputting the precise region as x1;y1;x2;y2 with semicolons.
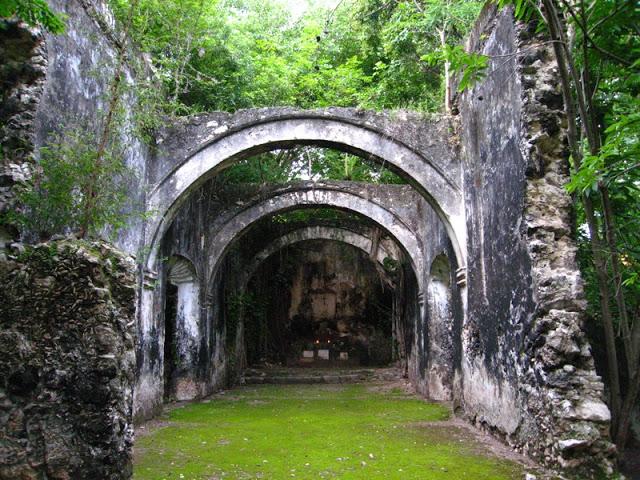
134;384;524;479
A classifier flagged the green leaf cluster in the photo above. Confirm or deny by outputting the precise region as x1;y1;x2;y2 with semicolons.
5;127;136;239
109;0;482;114
0;0;65;33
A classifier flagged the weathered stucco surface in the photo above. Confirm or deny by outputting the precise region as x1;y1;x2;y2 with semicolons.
459;5;614;475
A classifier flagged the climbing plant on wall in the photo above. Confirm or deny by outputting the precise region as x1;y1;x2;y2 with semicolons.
1;0;144;240
5;127;134;239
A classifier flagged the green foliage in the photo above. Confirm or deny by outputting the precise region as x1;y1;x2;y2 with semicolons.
108;0;482;114
219;147;405;187
423;44;488;92
0;0;65;33
559;3;640;312
134;384;524;479
5;127;135;239
496;0;541;25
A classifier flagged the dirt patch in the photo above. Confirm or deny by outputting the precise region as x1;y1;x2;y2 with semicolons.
366;378;415;395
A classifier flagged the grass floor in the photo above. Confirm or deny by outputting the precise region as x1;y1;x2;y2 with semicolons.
133;383;524;480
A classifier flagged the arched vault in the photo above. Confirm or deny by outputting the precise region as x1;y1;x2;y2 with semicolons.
145;108;465;270
239;225;401;289
204;186;425;292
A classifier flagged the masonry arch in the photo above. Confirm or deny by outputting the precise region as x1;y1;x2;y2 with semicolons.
203;186;426;293
135;183;428;416
144;112;465;272
239;225;400;289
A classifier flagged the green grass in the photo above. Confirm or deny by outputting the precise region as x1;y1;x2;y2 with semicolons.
134;384;524;480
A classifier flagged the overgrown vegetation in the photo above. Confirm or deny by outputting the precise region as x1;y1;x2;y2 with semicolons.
108;0;483;114
218;147;405;185
105;0;484;183
1;0;142;240
5;127;135;239
134;383;524;479
5;0;639;459
0;0;65;33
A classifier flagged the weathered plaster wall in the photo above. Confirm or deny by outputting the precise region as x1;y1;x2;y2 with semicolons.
151;108;459;189
1;0;149;254
39;0;148;254
165;257;201;401
458;5;614;476
0;241;136;480
407;191;462;402
251;240;393;365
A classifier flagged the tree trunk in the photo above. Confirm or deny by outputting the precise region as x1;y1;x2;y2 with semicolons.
439;27;451;114
541;0;623;428
615;369;640;454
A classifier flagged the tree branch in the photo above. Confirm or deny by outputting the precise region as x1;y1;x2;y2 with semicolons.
558;0;633;66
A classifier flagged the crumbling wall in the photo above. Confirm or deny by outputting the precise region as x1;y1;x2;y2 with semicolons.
0;21;47;244
1;0;149;255
458;5;614;476
0;241;136;480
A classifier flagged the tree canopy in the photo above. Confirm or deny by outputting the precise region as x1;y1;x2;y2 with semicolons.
108;0;483;113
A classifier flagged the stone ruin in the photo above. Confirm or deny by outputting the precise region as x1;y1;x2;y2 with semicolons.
0;1;618;478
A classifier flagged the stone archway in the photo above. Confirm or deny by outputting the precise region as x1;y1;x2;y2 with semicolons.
144;108;465;271
135;183;429;418
239;225;400;289
203;186;426;292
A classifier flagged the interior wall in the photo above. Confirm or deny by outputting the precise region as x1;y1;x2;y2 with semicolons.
245;240;393;366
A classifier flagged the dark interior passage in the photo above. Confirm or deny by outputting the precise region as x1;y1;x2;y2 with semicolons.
163;283;178;400
240;240;394;368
